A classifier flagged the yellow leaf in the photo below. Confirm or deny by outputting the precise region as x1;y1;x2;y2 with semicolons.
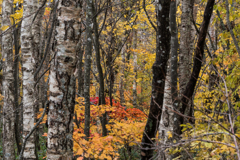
167;131;173;139
1;25;9;31
204;143;213;148
2;58;5;61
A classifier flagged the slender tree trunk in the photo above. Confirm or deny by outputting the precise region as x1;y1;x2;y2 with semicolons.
47;0;80;159
119;42;126;106
84;0;93;140
2;0;15;159
133;28;138;108
78;41;84;96
92;3;107;136
141;1;171;159
208;13;218;91
158;59;173;160
13;10;21;155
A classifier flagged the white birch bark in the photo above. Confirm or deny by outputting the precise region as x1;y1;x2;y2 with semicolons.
158;61;173;160
47;1;81;159
2;0;15;159
21;0;45;158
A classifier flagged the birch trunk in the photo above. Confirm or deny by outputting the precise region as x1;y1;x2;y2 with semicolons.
2;0;15;159
158;60;173;160
47;0;80;159
179;0;195;96
21;0;45;158
158;1;179;159
179;0;195;124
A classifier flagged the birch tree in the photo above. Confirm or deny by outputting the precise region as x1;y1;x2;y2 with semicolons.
2;0;15;159
158;2;179;159
21;0;45;158
179;0;194;96
179;0;196;124
47;0;81;159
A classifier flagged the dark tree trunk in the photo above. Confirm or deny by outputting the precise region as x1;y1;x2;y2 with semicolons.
92;2;108;137
84;0;93;140
140;1;171;159
13;20;21;155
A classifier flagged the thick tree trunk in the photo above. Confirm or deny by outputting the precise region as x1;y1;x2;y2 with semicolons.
2;0;15;159
84;0;93;140
158;1;179;159
141;1;171;159
178;0;215;131
179;0;195;124
47;1;80;159
179;0;194;96
21;0;44;158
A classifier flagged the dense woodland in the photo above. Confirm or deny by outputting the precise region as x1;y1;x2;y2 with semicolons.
0;0;240;159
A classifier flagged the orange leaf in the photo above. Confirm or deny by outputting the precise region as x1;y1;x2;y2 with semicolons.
42;133;48;137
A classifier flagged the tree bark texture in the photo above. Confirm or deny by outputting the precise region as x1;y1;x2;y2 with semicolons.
158;1;180;159
179;0;195;95
133;28;138;108
47;0;80;159
158;60;173;160
21;0;45;158
84;0;93;140
178;0;215;131
179;0;195;123
141;1;171;159
2;0;15;159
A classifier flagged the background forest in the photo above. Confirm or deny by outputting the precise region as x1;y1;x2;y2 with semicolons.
0;0;240;159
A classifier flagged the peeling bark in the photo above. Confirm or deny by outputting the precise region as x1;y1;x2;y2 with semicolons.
47;0;80;159
2;0;15;159
21;0;45;158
